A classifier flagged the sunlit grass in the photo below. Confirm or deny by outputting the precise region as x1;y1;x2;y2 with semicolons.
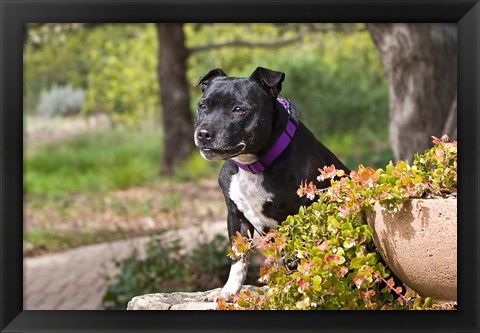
24;128;164;196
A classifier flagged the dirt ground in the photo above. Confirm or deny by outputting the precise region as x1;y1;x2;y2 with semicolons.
24;179;227;255
25;178;226;231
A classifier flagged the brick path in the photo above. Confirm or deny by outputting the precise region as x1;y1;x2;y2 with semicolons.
24;221;225;310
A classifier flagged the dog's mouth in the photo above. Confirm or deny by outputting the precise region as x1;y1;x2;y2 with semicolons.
200;143;246;160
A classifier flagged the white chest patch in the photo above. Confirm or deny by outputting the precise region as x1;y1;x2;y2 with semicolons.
228;170;278;233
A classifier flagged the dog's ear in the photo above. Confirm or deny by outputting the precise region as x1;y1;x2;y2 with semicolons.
250;67;285;98
195;68;227;92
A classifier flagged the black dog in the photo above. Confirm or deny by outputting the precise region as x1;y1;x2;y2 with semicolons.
194;67;350;301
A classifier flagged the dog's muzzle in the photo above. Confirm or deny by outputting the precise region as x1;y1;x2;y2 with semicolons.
194;129;246;160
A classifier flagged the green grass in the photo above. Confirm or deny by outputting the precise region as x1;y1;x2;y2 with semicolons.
24;128;164;196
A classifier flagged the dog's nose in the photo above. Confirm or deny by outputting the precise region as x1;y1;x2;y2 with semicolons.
197;129;212;144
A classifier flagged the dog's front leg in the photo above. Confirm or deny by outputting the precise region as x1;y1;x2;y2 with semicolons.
207;200;254;302
207;259;248;302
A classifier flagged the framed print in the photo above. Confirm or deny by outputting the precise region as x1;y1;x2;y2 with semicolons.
1;0;479;332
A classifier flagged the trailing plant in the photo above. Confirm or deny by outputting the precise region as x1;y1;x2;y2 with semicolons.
218;135;457;310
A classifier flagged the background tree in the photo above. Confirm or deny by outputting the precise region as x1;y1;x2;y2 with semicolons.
368;23;457;162
156;23;194;175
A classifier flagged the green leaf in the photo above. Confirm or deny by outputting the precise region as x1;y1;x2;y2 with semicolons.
313;275;323;291
237;299;250;308
423;297;433;309
351;257;364;269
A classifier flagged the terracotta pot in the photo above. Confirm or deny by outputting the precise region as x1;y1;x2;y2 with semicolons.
366;198;457;301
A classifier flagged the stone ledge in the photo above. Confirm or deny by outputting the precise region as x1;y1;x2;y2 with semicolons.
127;290;217;310
127;286;262;310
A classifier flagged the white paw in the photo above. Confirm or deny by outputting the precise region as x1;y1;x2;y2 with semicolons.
206;289;234;302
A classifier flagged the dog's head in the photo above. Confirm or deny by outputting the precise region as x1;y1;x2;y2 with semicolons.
193;67;285;161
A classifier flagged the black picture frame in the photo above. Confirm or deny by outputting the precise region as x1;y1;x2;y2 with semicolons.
1;0;479;332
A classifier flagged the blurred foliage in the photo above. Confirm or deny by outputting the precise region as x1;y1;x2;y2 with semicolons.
24;23;392;195
25;24;159;126
103;233;192;310
82;25;159;126
172;152;223;183
24;24;90;115
25;23;388;134
188;234;233;290
102;233;230;310
36;84;85;117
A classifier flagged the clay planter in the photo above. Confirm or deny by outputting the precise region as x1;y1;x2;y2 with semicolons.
366;198;457;301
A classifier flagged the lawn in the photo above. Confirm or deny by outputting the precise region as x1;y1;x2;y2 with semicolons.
25;129;164;196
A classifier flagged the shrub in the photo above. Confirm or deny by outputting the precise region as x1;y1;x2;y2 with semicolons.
103;232;260;310
218;135;457;310
36;84;85;117
188;234;232;290
102;234;191;310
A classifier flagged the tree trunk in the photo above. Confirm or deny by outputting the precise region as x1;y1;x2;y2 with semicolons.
156;23;194;175
367;23;457;162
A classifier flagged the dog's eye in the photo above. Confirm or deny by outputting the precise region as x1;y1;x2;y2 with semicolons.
232;106;246;114
198;103;207;111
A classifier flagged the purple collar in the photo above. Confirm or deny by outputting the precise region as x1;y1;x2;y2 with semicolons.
232;98;298;174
